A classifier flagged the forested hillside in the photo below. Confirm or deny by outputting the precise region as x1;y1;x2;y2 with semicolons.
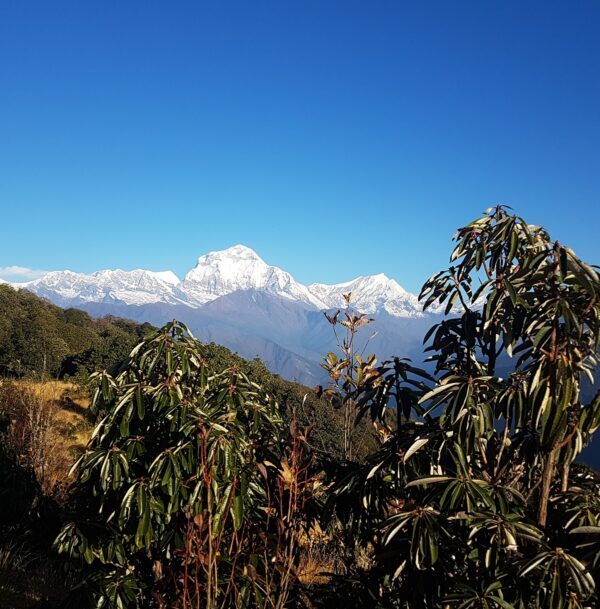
0;283;376;461
0;284;153;378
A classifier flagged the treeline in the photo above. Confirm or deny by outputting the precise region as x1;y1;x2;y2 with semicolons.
0;285;153;379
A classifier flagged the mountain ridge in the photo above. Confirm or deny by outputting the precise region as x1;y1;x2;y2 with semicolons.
5;245;449;385
7;244;431;318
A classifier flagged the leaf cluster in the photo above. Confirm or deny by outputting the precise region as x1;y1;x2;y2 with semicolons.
328;206;600;609
55;321;312;609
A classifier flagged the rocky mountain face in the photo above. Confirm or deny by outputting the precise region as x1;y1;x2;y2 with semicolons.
182;245;326;308
27;269;185;307
9;245;442;384
309;273;424;317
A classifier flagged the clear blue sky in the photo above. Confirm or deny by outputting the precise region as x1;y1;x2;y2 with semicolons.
0;1;598;292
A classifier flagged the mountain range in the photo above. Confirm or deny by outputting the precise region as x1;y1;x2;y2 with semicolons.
6;245;599;465
6;245;443;384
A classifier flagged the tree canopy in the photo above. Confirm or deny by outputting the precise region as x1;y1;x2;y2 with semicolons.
328;206;600;609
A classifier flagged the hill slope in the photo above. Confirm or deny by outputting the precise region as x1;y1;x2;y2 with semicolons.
0;284;378;461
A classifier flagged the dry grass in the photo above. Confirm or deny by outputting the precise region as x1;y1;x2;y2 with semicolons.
296;524;347;586
0;380;91;608
0;379;92;495
297;551;337;586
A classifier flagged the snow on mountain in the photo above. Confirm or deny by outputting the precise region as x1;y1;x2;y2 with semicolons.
182;245;327;308
24;268;185;306
2;246;455;384
309;273;425;318
5;245;439;317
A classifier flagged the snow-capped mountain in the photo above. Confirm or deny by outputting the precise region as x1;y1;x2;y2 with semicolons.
4;245;445;384
12;244;426;316
182;245;326;308
309;273;424;318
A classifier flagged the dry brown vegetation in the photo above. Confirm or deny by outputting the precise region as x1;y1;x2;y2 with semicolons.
0;380;91;495
0;380;94;608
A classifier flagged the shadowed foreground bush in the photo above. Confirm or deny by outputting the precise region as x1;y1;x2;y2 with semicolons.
56;321;316;609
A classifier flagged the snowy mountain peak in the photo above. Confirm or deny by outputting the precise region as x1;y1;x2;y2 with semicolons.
21;268;185;307
194;244;264;265
183;246;326;308
368;272;389;281
222;244;263;259
4;245;437;318
309;273;423;317
185;245;263;280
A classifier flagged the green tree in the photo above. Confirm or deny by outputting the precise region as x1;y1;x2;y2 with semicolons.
330;206;600;608
0;285;153;378
56;321;313;609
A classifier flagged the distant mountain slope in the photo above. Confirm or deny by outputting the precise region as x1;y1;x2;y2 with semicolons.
7;245;447;383
72;288;441;386
76;294;325;385
11;244;428;316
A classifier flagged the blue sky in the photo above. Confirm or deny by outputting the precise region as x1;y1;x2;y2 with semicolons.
0;1;598;293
